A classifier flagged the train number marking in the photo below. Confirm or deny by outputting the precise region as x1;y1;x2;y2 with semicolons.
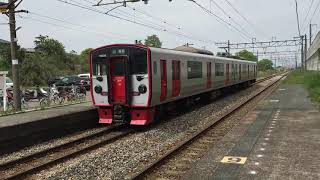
221;156;247;164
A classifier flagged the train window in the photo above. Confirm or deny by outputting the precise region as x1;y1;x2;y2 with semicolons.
92;49;108;76
111;60;125;76
153;61;157;74
187;61;202;79
129;48;147;75
215;63;224;76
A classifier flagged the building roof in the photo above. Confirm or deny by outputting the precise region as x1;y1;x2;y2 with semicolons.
0;39;10;44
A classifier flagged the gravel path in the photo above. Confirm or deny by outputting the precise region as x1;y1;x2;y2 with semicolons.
12;79;275;180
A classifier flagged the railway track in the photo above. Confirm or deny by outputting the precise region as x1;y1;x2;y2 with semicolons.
0;124;133;180
130;74;287;179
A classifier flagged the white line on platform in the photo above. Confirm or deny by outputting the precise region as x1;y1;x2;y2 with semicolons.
249;170;257;175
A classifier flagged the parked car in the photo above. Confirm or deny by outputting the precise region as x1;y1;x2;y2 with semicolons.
78;73;90;79
48;77;64;86
54;76;87;93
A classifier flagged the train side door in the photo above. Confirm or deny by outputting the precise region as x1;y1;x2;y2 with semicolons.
207;62;212;88
172;60;181;97
226;63;230;85
109;56;129;105
160;60;167;102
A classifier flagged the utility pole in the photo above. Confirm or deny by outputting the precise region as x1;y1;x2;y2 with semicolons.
310;23;312;46
8;0;20;110
300;35;304;70
227;40;230;54
304;34;307;70
6;0;27;110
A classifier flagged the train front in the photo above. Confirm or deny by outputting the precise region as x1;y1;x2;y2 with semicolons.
90;44;153;125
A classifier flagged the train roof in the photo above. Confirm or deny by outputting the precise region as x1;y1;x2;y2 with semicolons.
173;46;214;56
149;46;256;64
92;44;256;64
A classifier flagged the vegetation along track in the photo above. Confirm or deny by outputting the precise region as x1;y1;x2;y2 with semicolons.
0;124;133;180
130;74;287;179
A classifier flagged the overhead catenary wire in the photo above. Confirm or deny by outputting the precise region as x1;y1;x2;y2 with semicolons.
224;0;267;38
301;0;315;25
208;0;254;38
81;0;216;44
18;14;134;42
56;0;217;45
302;0;320;33
188;0;252;41
28;11;131;39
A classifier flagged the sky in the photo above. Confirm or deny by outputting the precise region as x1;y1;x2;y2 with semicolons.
0;0;319;66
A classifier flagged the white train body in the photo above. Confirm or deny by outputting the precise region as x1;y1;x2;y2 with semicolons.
90;44;257;125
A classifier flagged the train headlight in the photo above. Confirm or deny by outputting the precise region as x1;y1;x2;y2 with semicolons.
138;84;147;94
94;85;103;94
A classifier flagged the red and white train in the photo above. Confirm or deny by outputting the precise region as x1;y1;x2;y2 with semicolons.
90;44;257;125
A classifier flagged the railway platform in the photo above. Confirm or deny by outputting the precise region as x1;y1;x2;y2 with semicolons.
182;84;320;180
0;103;97;153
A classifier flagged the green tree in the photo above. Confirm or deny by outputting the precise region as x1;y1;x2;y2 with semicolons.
144;35;162;48
0;42;25;73
34;35;66;56
79;48;93;73
20;53;57;86
258;59;273;71
235;50;258;62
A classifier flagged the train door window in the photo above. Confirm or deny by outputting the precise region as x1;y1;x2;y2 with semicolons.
207;62;212;78
172;61;181;80
111;60;125;76
160;60;167;101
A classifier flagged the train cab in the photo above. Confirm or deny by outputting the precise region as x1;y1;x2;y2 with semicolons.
90;44;154;125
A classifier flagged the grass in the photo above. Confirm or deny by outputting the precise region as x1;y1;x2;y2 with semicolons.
258;69;278;78
284;70;320;103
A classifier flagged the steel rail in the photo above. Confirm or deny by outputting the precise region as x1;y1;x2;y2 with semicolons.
0;124;132;180
130;73;287;179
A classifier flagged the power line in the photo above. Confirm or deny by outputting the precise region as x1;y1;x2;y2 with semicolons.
301;0;315;24
188;0;252;41
294;0;301;36
302;0;320;33
56;0;216;45
18;14;137;44
83;0;210;44
224;0;266;37
78;0;167;30
208;0;253;38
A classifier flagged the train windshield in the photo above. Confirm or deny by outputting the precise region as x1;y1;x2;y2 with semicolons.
92;47;148;76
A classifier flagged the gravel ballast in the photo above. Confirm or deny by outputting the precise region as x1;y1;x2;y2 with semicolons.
3;78;277;180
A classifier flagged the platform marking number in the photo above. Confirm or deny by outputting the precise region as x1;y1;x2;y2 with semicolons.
221;156;247;164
